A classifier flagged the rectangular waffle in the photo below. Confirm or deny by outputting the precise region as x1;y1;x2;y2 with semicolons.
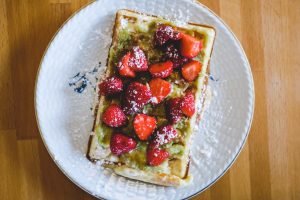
87;9;216;186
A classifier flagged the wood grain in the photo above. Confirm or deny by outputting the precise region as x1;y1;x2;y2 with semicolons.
0;0;299;199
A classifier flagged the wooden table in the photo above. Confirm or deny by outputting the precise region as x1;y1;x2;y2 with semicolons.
0;0;299;199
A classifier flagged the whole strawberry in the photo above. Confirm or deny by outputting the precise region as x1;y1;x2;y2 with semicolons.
102;104;127;127
147;146;169;166
123;82;152;115
110;133;137;155
164;44;189;68
166;97;183;124
99;76;123;96
180;92;196;117
154;25;182;46
117;52;136;78
128;46;148;72
153;125;178;146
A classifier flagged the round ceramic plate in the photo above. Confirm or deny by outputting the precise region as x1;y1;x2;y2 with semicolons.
35;0;254;199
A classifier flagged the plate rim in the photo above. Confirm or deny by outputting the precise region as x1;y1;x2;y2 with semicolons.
34;1;255;199
184;1;255;199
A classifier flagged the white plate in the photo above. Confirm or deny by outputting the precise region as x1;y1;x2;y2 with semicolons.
35;0;254;199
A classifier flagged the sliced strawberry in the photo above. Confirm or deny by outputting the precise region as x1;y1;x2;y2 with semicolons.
180;92;195;117
149;61;173;78
153;125;178;146
180;33;203;58
123;82;152;115
110;133;137;156
166;98;183;124
133;114;157;140
102;104;127;127
181;60;202;82
147;146;169;166
117;52;136;78
149;78;171;104
99;76;123;96
128;46;148;72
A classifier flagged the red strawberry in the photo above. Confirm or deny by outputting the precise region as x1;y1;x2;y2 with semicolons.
123;82;152;115
153;125;178;146
110;133;137;155
149;78;171;104
181;60;202;82
128;46;148;72
154;25;182;46
102;104;127;127
147;145;169;166
117;52;136;78
166;98;183;124
164;44;190;68
149;61;173;78
180;92;195;117
180;33;203;58
133;114;157;140
99;76;123;96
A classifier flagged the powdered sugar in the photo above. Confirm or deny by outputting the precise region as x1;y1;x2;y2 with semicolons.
120;18;128;29
154;125;178;146
128;46;148;71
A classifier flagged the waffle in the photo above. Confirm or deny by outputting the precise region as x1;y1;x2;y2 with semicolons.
87;9;216;186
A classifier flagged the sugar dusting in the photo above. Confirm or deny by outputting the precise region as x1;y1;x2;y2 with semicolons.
64;1;221;196
191;76;219;168
65;16;114;184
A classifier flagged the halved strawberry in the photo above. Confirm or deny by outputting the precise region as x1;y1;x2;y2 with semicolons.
133;114;157;140
149;61;173;78
180;33;203;58
149;78;171;104
180;92;195;117
122;82;152;115
117;52;136;78
153;125;178;146
99;76;123;96
110;133;137;156
147;145;169;166
181;60;202;82
128;46;148;72
166;98;183;124
102;104;127;127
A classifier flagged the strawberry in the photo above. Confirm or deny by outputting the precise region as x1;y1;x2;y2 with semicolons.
180;33;203;58
153;125;178;146
110;133;137;155
154;25;182;46
181;60;202;82
102;104;127;127
180;92;195;117
122;82;152;115
99;76;123;96
149;61;173;78
166;98;183;124
117;52;136;78
147;145;169;166
149;78;171;104
164;44;189;68
133;114;157;140
128;46;148;72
